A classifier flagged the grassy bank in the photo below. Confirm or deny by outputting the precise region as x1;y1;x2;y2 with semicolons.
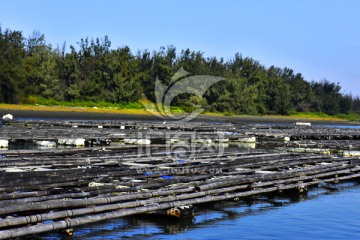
0;103;153;115
0;101;359;122
289;112;360;122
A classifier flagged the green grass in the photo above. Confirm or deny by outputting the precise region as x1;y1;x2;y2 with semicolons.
22;96;145;110
335;113;360;121
290;111;360;121
11;96;360;121
291;112;331;118
19;95;189;115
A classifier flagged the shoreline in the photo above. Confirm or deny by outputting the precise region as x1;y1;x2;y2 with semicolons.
0;104;359;125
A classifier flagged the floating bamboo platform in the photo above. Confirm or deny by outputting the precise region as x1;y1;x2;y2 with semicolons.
2;119;360;149
0;119;360;238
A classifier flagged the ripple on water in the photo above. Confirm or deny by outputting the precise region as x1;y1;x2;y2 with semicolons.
147;185;360;240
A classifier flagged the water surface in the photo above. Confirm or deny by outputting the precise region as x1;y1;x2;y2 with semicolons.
33;183;360;239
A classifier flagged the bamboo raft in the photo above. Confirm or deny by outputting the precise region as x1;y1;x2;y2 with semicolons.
2;120;360;148
0;120;360;238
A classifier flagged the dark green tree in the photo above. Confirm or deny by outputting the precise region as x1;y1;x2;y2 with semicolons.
0;27;25;103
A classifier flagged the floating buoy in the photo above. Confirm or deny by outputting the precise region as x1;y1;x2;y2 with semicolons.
235;136;256;143
295;122;311;126
124;138;151;145
34;140;56;147
0;139;9;148
166;205;195;219
58;138;85;146
2;114;13;121
61;228;74;236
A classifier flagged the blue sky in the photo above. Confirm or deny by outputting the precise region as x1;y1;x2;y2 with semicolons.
2;0;360;95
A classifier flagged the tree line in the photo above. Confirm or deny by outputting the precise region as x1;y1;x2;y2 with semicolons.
1;26;359;116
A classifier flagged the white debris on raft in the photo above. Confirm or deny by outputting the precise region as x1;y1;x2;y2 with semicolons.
124;139;151;145
58;138;85;146
0;139;9;148
295;122;311;126
34;140;56;147
2;114;13;121
234;136;256;143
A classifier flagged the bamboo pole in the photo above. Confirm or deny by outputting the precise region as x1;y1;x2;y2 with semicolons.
195;163;355;191
3;167;359;229
1;163;358;215
0;186;292;239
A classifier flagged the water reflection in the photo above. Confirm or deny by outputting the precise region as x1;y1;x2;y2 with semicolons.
29;181;359;239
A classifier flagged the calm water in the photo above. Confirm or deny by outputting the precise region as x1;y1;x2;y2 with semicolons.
34;182;360;240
